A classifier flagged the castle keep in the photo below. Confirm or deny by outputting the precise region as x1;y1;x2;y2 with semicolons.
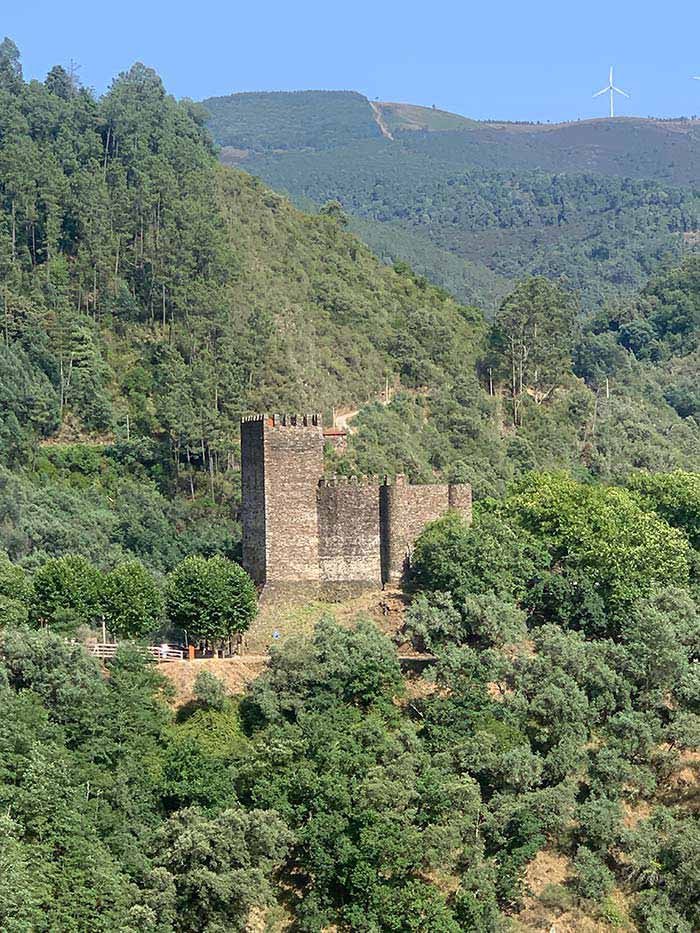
241;414;472;593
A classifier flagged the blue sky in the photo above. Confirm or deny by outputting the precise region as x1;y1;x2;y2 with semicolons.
4;0;700;122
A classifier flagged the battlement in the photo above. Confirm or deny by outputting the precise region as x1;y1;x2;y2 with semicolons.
241;413;322;428
319;474;381;488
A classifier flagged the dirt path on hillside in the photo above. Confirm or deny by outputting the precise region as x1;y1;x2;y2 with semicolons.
369;101;394;141
334;408;360;432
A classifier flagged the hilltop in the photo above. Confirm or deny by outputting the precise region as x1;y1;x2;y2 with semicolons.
203;90;700;310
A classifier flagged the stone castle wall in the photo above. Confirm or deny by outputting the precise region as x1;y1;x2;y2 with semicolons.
379;475;472;584
240;414;472;593
317;477;382;585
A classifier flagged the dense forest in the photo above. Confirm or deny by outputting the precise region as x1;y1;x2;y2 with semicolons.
2;470;699;930
207;90;700;309
1;38;700;932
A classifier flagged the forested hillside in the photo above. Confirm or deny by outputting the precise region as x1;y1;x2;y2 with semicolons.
1;40;699;569
1;38;700;933
206;90;700;309
2;472;700;931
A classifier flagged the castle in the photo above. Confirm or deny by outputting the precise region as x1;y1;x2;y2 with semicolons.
240;413;472;595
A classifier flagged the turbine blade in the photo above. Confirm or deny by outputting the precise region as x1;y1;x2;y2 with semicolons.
593;87;609;97
694;76;700;80
612;87;630;97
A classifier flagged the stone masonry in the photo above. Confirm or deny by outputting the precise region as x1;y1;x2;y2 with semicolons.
240;413;472;594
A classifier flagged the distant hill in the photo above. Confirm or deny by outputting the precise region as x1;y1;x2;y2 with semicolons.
203;90;700;310
202;89;381;152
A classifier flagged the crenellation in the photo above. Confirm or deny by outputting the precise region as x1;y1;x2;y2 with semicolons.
240;413;472;596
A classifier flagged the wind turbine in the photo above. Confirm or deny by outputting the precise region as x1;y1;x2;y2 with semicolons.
593;66;629;117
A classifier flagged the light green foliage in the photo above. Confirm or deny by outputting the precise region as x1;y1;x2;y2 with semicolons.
101;559;163;638
627;469;700;549
31;553;103;631
403;591;526;651
165;556;257;645
506;472;691;618
155;806;290;932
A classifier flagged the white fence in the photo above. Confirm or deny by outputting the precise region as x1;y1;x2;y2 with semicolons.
88;643;184;662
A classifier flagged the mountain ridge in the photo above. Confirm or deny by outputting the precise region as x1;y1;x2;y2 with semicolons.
203;89;700;310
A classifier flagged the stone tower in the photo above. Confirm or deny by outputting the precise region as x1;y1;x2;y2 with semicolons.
240;414;324;586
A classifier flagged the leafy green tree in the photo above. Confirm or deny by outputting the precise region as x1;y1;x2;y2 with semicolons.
241;617;403;728
572;845;614;900
31;554;103;631
0;550;32;625
627;470;700;549
524;568;607;637
488;277;579;423
0;813;48;932
45;64;75;99
165;556;257;647
193;669;229;711
411;510;549;603
100;559;163;638
506;472;691;623
154;806;290;932
0;37;22;90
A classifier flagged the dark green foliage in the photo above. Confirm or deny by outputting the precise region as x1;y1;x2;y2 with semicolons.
241;617;403;728
489;276;579;424
411;510;549;603
224;99;700;310
572;846;614;900
193;669;229;712
203;90;381;151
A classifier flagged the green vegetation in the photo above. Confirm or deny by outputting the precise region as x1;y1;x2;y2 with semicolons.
202;89;381;151
204;89;700;309
2;470;699;930
242;141;697;309
376;100;480;134
1;547;256;644
165;555;257;647
0;44;700;930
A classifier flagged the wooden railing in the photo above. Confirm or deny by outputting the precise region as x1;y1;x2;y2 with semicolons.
88;643;184;662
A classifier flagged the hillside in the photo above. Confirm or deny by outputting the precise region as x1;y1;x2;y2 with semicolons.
206;90;700;310
1;41;700;933
1;48;699;571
